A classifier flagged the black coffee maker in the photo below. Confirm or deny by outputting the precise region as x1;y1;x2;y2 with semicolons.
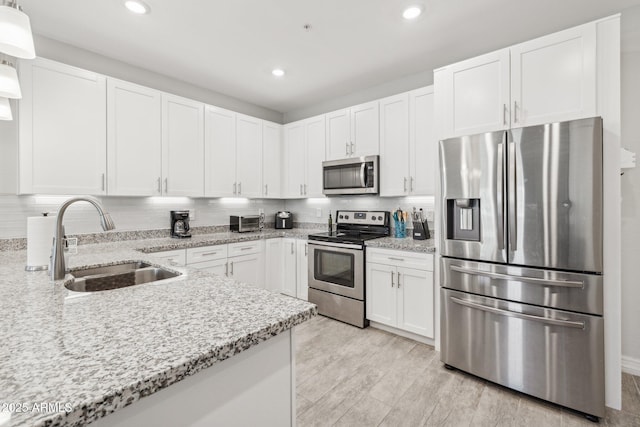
170;210;191;238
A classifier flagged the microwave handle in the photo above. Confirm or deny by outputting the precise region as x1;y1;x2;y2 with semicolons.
360;163;367;188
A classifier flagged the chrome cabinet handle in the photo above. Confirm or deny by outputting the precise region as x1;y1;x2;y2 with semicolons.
397;272;401;288
508;141;517;251
346;142;349;156
350;141;354;155
164;178;168;193
513;101;519;124
230;261;234;275
304;184;307;195
503;104;508;126
233;182;237;195
101;173;105;191
300;184;303;195
404;177;407;192
388;257;405;262
391;271;395;287
225;262;228;276
201;251;219;256
410;177;414;192
238;182;241;195
265;184;268;196
240;246;253;251
157;177;162;194
496;139;505;250
450;296;585;329
449;265;584;288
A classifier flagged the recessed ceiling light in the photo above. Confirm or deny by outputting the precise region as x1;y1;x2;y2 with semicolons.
124;0;150;15
272;68;285;77
402;5;423;20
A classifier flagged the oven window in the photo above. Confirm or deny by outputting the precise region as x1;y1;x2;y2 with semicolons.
314;249;355;288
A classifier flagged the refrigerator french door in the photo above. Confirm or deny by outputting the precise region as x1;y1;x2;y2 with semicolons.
439;117;604;419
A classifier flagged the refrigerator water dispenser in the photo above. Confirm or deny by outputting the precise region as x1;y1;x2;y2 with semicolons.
446;199;480;241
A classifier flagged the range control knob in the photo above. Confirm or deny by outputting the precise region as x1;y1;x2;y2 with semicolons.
345;215;349;220
339;215;344;219
378;216;383;221
371;215;376;220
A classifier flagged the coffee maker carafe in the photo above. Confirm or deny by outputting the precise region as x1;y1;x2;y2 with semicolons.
171;210;191;238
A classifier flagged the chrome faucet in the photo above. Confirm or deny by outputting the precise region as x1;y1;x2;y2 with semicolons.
50;196;116;280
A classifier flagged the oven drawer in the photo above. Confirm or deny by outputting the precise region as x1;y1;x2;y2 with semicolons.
441;288;604;418
441;258;603;315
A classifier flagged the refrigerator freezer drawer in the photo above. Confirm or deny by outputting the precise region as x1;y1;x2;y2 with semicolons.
441;257;603;315
441;288;604;418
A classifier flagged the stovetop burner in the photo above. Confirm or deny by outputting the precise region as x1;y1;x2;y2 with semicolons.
308;210;390;246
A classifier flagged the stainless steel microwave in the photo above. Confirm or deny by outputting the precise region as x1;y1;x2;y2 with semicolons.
322;155;379;195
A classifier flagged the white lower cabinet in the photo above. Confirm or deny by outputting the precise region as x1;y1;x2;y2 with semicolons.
366;248;434;339
264;238;308;300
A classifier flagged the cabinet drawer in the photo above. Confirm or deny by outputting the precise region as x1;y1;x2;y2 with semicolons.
367;248;433;271
152;249;186;266
186;245;227;264
228;240;261;257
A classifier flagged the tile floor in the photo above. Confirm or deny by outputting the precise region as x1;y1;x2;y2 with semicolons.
295;316;640;427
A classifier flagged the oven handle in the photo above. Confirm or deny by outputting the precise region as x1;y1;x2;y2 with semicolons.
308;241;363;250
450;296;585;329
450;265;584;288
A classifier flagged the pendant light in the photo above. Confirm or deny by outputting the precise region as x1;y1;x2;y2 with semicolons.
0;1;35;59
0;96;11;120
0;59;20;98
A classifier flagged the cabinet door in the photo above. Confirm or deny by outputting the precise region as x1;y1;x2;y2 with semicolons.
439;49;510;138
204;106;236;197
365;263;396;326
510;23;596;127
350;101;379;157
305;115;325;197
264;238;283;292
325;109;350;160
409;86;436;195
397;267;434;338
107;79;161;196
296;240;309;301
379;93;410;197
161;94;204;197
236;114;263;198
18;58;107;195
283;122;306;198
191;259;228;276
262;121;282;198
282;238;298;297
229;253;262;288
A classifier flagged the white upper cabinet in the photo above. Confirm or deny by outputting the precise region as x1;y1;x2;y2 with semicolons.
510;23;596;128
379;93;410;197
205;106;236;197
235;114;263;198
283;116;326;198
436;21;597;139
18;57;107;195
380;87;436;197
262;121;282;198
325;101;379;160
162;94;204;197
283;121;306;198
107;78;162;196
305;115;326;198
436;49;510;139
410;86;436;195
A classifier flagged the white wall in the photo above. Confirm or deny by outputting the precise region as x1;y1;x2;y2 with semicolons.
620;7;640;368
0;195;284;239
32;35;283;124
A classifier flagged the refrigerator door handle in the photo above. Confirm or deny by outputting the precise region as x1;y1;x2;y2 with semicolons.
497;140;505;250
508;141;517;251
450;296;585;329
449;265;585;288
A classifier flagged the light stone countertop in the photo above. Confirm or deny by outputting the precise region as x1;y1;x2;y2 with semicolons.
0;230;318;427
365;236;437;253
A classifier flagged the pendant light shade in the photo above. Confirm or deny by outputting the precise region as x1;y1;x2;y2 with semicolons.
0;60;20;98
0;96;11;120
0;2;35;59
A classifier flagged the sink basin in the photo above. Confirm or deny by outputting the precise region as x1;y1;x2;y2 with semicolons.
65;261;181;292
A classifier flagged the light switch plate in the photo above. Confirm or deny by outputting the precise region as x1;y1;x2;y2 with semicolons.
316;208;322;218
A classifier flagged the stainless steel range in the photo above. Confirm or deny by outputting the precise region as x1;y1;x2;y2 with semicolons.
439;117;604;421
308;210;390;328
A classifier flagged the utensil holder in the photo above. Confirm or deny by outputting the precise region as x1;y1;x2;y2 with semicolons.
394;220;406;238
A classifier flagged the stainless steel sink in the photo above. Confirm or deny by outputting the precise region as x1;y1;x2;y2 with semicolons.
65;261;181;292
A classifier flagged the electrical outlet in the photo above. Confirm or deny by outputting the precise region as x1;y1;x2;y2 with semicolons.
258;208;264;215
316;208;322;218
189;210;195;221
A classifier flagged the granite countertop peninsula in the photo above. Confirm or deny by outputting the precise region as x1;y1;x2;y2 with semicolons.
365;236;437;253
0;229;317;427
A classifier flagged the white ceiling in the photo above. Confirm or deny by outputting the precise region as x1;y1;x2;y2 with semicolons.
20;0;640;114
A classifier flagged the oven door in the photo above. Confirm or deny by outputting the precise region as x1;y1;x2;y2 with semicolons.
308;242;364;300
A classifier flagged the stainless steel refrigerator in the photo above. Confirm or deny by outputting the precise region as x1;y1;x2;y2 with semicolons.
439;117;604;420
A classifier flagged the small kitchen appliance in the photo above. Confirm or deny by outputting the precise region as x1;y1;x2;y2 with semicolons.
170;210;191;238
308;210;390;328
275;211;293;229
322;155;379;195
230;215;260;233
